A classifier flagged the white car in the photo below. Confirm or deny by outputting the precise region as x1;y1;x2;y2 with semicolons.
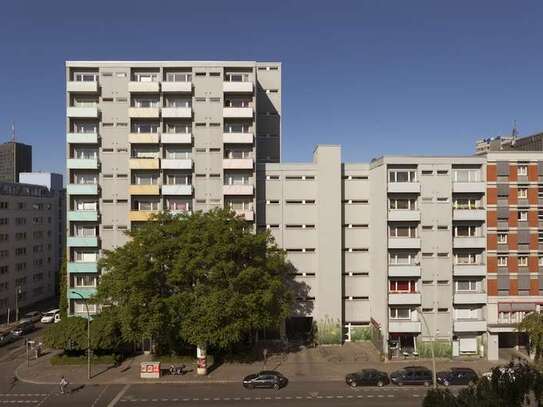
41;309;61;323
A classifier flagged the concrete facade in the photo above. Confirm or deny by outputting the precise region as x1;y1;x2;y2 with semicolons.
65;61;280;315
0;174;63;319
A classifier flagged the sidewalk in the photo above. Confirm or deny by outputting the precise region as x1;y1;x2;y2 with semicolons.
16;342;503;385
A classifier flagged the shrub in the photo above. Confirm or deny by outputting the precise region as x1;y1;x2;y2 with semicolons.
350;326;371;342
316;317;342;345
416;339;452;358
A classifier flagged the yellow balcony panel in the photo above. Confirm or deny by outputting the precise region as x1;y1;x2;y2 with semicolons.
128;133;160;144
129;158;160;170
128;107;160;118
128;185;160;195
128;211;160;222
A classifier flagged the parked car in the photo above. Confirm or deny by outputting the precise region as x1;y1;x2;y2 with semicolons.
11;319;34;336
390;366;433;386
23;311;42;323
345;369;389;387
243;371;288;390
437;368;478;386
41;309;60;323
482;366;516;381
0;331;16;347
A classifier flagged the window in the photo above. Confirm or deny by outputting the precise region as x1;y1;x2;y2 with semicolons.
518;188;528;199
224;173;250;185
519;256;528;267
389;198;417;210
389;225;417;238
165;199;190;212
389;252;418;265
165;122;190;134
74;72;97;82
166;174;191;185
454;225;479;237
389;280;417;293
497;233;507;244
134;173;159;185
455;280;478;292
389;170;416;183
74;225;96;237
132;72;158;82
225;73;249;82
74;300;97;314
165;72;192;82
75;200;97;211
518;210;528;221
74;274;97;288
518;165;528;176
132;97;159;108
498;256;508;266
132;122;159;133
224;98;251;108
224;122;251;133
136;200;160;211
453;168;481;183
453;198;481;210
389;307;411;320
74;250;97;262
164;97;191;108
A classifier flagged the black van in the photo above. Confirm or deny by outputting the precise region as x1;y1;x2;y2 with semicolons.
11;319;34;337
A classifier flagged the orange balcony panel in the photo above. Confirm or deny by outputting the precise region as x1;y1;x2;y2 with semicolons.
487;256;497;273
487;210;497;227
528;164;538;181
508;188;518;205
487;233;497;250
510;279;518;295
529;211;538;227
508;211;518;227
508;256;518;273
529;256;539;273
508;233;518;250
487;164;497;182
528;187;538;204
487;279;498;296
530;278;539;296
509;164;518;181
487;188;497;205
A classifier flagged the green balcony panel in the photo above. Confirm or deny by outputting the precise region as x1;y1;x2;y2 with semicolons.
67;158;99;170
67;133;98;144
67;236;98;247
67;184;98;195
68;211;98;222
67;262;98;273
68;288;97;300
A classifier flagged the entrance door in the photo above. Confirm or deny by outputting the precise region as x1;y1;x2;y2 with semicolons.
459;337;477;354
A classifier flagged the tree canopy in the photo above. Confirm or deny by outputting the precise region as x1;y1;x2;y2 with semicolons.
518;312;543;362
93;209;296;353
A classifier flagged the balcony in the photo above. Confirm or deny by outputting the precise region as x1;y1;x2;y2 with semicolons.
453;209;486;221
68;288;97;300
161;81;192;93
67;158;99;170
68;211;98;222
223;132;254;144
128;107;160;118
68;262;98;273
161;159;192;170
223;158;254;170
453;182;485;193
223;185;254;195
128;81;159;93
388;265;421;278
388;320;422;333
235;210;254;221
162;185;193;195
388;210;420;222
129;158;160;170
223;107;253;118
223;81;254;93
67;133;98;144
128;185;160;195
453;264;486;277
67;184;98;195
128;133;159;144
388;237;421;249
67;236;98;247
388;182;420;193
161;133;192;144
67;81;98;93
161;107;192;118
453;236;486;249
388;293;421;305
128;211;159;222
453;320;487;332
67;107;99;118
453;292;487;304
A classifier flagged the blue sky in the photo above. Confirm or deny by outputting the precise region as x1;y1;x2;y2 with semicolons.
0;0;542;176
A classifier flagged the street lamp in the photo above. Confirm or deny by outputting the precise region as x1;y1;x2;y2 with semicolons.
417;307;437;389
72;291;91;380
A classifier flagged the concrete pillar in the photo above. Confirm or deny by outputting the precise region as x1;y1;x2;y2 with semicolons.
487;333;499;361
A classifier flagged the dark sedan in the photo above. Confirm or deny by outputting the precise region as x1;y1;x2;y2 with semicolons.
345;369;389;387
243;370;288;390
390;366;433;386
437;368;478;386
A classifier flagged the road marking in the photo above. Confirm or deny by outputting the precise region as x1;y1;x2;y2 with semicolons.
91;385;109;407
107;384;130;407
0;396;47;398
0;402;38;404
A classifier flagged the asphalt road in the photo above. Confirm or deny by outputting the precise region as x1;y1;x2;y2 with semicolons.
0;337;431;406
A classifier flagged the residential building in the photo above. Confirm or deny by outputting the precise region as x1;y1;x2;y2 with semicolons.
476;132;543;154
485;152;543;360
0;173;63;319
65;60;281;316
0;141;32;182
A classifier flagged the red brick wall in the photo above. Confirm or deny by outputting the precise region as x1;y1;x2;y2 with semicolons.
509;164;518;181
528;164;538;182
509;210;518;227
508;256;518;273
510;279;518;295
487;164;497;182
488;279;498;296
508;187;518;205
508;233;518;250
488;256;497;273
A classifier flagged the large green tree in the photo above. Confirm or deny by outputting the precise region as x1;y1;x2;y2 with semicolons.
518;312;543;362
94;209;295;355
58;252;68;319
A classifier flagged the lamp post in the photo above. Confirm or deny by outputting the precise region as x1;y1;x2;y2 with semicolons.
417;307;437;389
72;291;91;380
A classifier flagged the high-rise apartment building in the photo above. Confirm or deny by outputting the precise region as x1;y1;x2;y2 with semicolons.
0;141;32;182
65;61;281;315
0;173;63;319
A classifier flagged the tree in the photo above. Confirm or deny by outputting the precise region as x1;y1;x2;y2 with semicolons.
518;312;543;362
95;209;295;358
42;316;87;352
58;252;68;319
